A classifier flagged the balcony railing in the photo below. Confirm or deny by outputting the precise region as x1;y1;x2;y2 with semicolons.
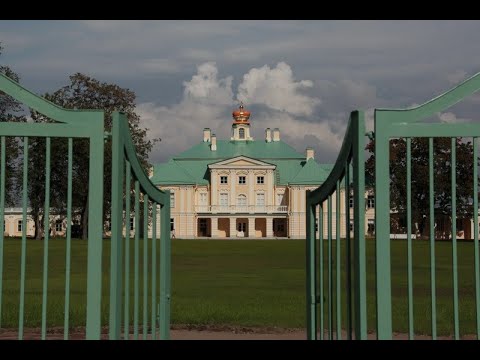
195;205;288;214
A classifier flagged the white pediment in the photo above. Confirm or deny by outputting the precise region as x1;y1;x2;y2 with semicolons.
208;156;276;169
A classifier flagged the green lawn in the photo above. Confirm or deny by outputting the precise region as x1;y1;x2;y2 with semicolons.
0;237;478;336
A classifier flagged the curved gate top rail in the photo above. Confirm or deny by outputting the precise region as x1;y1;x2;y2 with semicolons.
0;73;103;123
375;71;480;123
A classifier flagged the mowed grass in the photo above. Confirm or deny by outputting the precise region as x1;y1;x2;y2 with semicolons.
0;237;479;336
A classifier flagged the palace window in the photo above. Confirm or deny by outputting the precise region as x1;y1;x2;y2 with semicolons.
367;195;375;209
349;220;354;232
256;193;265;206
220;193;229;206
220;176;228;184
170;192;175;208
170;218;175;231
237;194;247;206
257;176;264;184
200;192;207;205
56;220;63;232
130;217;134;231
238;176;246;184
349;195;354;208
276;193;284;206
17;220;22;232
239;128;245;139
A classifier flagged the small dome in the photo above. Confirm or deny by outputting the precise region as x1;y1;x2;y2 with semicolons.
232;102;251;123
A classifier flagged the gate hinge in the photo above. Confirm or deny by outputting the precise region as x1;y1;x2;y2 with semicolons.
365;131;375;141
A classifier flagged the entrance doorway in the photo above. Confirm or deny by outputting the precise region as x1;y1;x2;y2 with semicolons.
197;218;211;237
273;218;287;237
255;218;266;237
236;218;248;237
218;218;230;237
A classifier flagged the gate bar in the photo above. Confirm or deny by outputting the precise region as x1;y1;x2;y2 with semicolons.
429;138;437;339
406;138;414;339
41;137;51;340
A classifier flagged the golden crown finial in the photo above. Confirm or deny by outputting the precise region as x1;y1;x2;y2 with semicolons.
232;102;251;123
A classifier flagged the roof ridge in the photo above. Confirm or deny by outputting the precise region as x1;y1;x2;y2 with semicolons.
290;158;327;184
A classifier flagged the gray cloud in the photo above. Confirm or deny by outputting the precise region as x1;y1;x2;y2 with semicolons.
2;20;480;164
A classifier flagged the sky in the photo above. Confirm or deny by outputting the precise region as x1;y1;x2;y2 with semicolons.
1;20;480;164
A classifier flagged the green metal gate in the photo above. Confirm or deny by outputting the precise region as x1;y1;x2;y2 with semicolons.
306;111;367;340
0;73;170;340
307;72;480;340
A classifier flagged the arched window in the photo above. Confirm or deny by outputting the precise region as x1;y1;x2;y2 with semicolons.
237;194;247;206
239;128;245;139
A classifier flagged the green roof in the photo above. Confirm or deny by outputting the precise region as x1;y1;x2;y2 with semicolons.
152;160;196;185
151;139;332;186
290;159;330;185
175;140;304;160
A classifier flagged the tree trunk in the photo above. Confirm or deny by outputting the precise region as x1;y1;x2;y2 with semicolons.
35;213;44;240
33;213;39;240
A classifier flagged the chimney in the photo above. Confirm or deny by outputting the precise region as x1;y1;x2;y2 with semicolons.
272;128;280;142
211;134;217;151
265;128;272;143
203;128;211;142
306;147;314;160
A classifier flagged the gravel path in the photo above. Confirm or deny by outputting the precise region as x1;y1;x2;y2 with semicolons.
0;326;476;340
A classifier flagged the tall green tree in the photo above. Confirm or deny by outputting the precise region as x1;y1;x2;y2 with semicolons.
365;137;474;236
0;43;26;207
30;73;158;239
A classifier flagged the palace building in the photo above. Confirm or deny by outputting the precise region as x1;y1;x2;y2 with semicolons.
150;103;334;239
3;104;475;240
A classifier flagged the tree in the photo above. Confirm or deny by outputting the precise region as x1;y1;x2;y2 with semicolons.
0;43;26;207
25;136;68;239
30;73;158;239
366;137;474;237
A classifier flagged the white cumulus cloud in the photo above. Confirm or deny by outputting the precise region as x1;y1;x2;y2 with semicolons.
183;62;234;105
237;62;321;116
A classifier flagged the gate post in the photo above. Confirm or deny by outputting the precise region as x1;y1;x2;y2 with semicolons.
159;195;171;340
109;112;125;339
86;116;105;340
374;116;393;339
352;110;367;339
